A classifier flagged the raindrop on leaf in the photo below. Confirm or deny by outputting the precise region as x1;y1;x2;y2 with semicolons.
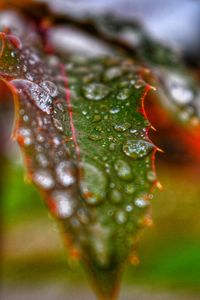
82;83;111;101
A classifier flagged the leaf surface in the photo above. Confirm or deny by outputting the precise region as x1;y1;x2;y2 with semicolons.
0;18;157;300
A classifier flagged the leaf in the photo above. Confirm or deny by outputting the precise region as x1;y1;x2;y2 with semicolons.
0;19;158;300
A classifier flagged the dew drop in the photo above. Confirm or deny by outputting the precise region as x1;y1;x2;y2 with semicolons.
89;223;112;268
110;107;120;114
56;161;76;187
135;197;149;208
147;170;157;182
33;169;54;189
114;122;131;132
109;143;116;151
123;139;154;159
12;79;53;114
92;114;101;122
53;117;64;132
56;102;65;112
88;134;102;141
82;110;88;115
19;109;25;116
23;115;29;122
126;204;133;212
29;53;40;65
53;136;61;146
82;83;111;101
117;88;132;100
36;154;49;168
11;51;16;58
25;72;34;81
115;209;127;224
110;189;122;203
134;79;144;89
40;81;58;98
51;190;75;218
125;183;136;194
179;110;191;122
114;159;133;180
18;127;33;146
37;133;45;143
80;162;107;205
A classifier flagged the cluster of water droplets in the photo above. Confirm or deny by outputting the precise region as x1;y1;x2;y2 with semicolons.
10;44;60;115
11;43;90;222
61;56;157;244
13;43;157;277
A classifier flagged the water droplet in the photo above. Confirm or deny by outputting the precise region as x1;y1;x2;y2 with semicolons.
22;64;28;72
135;197;149;208
56;102;65;112
51;190;75;218
88;223;112;268
29;53;40;65
124;183;136;194
82;83;111;101
11;51;16;58
134;79;144;89
33;169;54;189
115;209;127;224
110;189;122;203
56;161;76;187
147;170;157;182
179;110;191;122
82;110;88;115
36;153;49;167
109;143;116;151
80;162;108;205
114;159;133;180
18;127;33;146
110;107;120;114
35;144;43;153
92;114;101;122
53;117;64;132
123;139;154;159
25;72;34;81
53;136;61;146
40;81;58;98
130;128;138;134
117;88;132;100
114;122;131;132
126;204;133;212
12;79;53;114
88;134;102;141
23;115;29;122
19;109;25;116
37;133;45;143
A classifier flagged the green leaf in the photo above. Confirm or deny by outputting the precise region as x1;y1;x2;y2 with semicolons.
0;27;157;300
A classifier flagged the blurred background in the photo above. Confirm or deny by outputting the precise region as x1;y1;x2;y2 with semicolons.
1;0;200;299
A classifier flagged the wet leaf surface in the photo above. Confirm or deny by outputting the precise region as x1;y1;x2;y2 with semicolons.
0;20;157;300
